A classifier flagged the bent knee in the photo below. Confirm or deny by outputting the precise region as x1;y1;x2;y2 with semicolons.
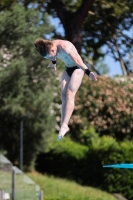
66;89;76;100
61;89;75;101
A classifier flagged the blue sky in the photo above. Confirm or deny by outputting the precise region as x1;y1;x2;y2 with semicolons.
103;52;122;76
49;17;133;77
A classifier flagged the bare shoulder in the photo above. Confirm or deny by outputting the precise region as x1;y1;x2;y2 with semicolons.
53;39;78;54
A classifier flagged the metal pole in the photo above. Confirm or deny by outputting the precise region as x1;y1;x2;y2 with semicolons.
12;167;15;200
39;190;43;200
19;114;32;172
1;190;4;200
0;190;4;200
20;119;23;171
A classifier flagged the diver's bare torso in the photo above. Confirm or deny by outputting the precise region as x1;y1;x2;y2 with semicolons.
53;40;79;68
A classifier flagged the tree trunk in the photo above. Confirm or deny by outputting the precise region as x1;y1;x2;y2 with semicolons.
115;42;127;75
51;0;94;53
113;34;127;75
64;20;82;53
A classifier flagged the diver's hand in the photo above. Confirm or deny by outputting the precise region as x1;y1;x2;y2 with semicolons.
89;72;97;81
47;62;56;71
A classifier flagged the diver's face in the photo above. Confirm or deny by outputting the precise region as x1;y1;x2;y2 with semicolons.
44;48;57;60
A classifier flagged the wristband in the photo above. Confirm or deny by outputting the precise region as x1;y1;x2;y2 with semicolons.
84;69;91;76
52;60;56;64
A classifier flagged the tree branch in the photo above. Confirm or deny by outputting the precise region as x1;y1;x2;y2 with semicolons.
50;0;94;28
50;0;71;27
74;0;95;26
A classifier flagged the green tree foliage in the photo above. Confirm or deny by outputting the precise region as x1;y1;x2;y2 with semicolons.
83;0;133;74
36;132;133;200
0;3;57;169
0;0;16;10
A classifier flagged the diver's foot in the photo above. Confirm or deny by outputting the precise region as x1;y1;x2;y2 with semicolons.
57;125;70;141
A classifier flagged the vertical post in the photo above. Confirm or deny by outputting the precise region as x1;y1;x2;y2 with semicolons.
19;114;32;172
20;119;23;171
0;190;4;200
39;190;43;200
1;190;4;200
12;167;15;200
0;190;1;200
